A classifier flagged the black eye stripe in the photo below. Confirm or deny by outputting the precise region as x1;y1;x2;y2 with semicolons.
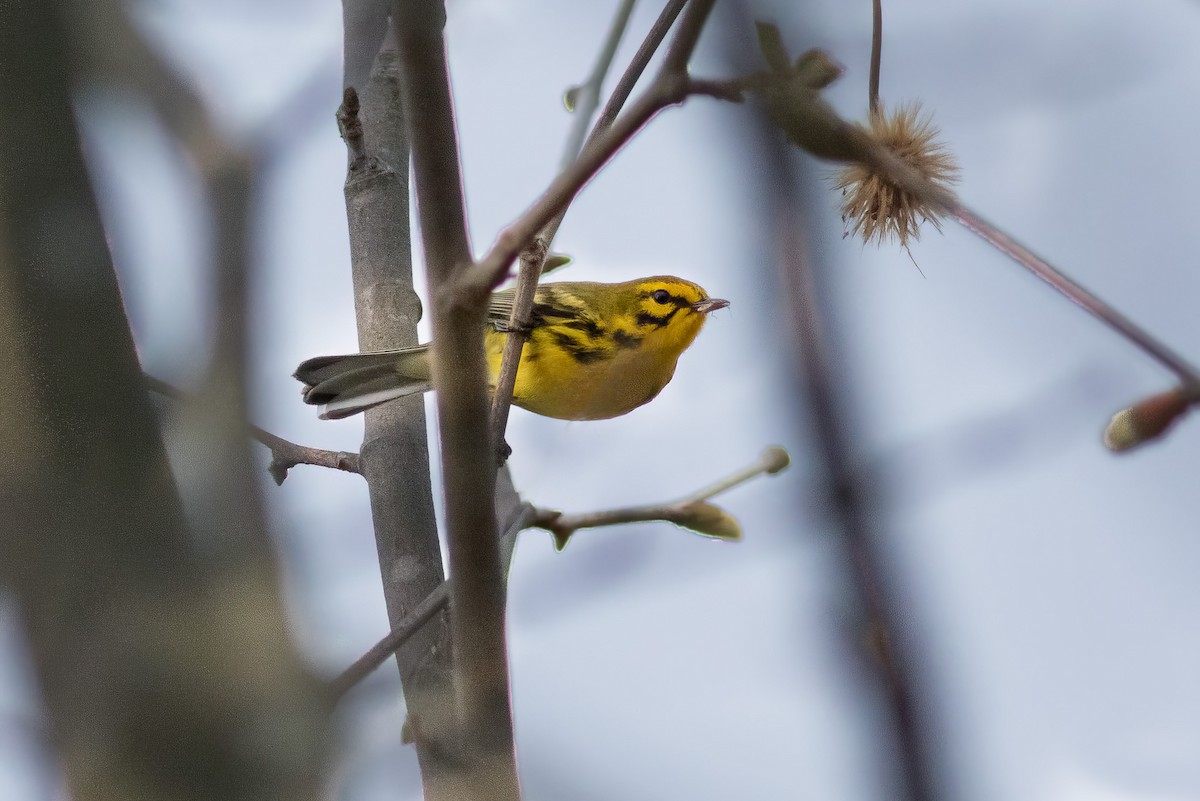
640;290;691;307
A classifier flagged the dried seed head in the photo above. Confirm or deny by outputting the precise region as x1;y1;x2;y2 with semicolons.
835;102;959;248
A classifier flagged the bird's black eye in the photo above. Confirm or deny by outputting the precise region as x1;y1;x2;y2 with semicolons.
652;289;671;304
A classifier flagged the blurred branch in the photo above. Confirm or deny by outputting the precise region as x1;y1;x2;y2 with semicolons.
749;78;941;801
144;374;362;483
342;0;390;92
391;3;518;797
77;0;231;171
2;4;327;799
532;447;790;551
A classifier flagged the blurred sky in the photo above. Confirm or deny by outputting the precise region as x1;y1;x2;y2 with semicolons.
4;1;1200;799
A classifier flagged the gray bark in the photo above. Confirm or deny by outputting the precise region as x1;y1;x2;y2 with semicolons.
343;38;458;796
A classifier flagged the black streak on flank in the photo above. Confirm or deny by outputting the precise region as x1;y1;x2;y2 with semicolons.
562;317;604;340
612;329;641;350
531;302;578;323
553;331;607;364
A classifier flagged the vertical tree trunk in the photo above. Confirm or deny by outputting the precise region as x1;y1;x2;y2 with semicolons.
342;31;459;797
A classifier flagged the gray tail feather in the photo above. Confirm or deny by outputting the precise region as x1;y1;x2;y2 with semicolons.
294;347;432;420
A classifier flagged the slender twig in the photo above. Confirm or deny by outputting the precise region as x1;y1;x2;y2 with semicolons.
676;446;791;503
330;505;536;702
951;206;1200;390
560;0;639;161
254;427;360;485
589;0;691;140
464;0;716;296
143;374;362;483
489;0;659;447
869;0;882;114
531;447;789;548
489;241;546;449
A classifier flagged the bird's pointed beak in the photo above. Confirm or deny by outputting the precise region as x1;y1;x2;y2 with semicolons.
691;297;730;314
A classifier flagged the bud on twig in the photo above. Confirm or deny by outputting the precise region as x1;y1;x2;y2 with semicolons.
1103;388;1192;452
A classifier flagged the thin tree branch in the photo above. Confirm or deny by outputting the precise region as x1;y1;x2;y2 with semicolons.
560;0;639;161
468;3;717;473
144;374;362;483
590;0;692;141
392;3;518;796
869;0;882;114
464;0;717;297
950;206;1200;390
489;0;659;448
531;447;789;549
328;505;536;701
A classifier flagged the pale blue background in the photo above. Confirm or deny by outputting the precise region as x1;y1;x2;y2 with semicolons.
4;1;1200;799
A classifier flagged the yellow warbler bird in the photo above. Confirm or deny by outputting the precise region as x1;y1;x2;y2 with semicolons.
295;276;728;421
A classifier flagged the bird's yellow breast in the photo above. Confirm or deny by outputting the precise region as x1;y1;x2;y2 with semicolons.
483;326;682;420
482;277;714;420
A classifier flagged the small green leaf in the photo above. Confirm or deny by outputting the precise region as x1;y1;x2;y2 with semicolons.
669;501;742;542
563;85;581;113
543;253;573;274
793;49;842;90
550;528;574;552
762;86;873;163
755;21;791;73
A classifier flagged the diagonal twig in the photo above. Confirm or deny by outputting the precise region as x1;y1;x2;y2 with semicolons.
144;374;361;484
531;447;790;550
329;504;536;701
489;0;671;448
487;0;707;448
463;0;717;299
